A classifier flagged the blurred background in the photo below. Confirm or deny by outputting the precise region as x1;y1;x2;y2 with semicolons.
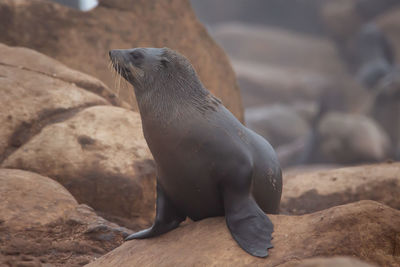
192;0;400;170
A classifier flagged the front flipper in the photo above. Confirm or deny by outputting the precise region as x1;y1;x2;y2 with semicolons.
125;181;186;240
223;188;274;257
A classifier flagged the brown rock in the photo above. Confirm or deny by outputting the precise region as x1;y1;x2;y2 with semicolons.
0;43;110;163
87;201;400;266
279;256;377;267
281;163;400;215
0;43;125;107
0;169;77;230
2;106;156;230
0;168;132;266
0;0;244;121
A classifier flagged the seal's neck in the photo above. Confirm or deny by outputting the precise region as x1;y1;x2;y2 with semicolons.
134;74;219;127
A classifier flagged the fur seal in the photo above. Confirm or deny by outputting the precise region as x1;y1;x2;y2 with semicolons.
109;47;282;257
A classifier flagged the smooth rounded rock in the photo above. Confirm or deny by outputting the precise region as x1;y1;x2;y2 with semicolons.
2;106;156;230
87;201;400;266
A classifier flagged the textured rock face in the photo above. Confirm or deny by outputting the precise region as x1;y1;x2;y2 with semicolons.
0;43;110;163
87;201;400;266
0;43;125;107
0;0;244;121
0;169;132;266
2;106;156;230
0;169;78;230
0;43;157;230
315;112;390;164
281;163;400;215
279;256;377;267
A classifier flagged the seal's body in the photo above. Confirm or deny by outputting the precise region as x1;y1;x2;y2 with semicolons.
109;47;282;257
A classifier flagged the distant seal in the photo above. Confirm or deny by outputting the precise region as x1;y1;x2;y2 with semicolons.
109;47;282;257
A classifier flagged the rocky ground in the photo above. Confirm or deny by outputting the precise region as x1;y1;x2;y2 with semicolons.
0;0;399;266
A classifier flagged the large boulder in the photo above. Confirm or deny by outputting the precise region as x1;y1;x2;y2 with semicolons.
280;257;376;267
311;112;390;164
0;0;244;121
281;163;400;215
0;43;112;163
2;106;155;230
0;43;156;229
87;201;400;266
0;43;125;107
0;168;77;230
0;168;132;266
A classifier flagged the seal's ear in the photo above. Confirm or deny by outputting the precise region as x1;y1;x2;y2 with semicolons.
160;56;170;67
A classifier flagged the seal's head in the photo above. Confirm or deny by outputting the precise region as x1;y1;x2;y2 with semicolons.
109;47;214;116
109;47;201;93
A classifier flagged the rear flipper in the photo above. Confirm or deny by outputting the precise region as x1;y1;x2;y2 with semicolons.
125;181;186;240
223;188;274;257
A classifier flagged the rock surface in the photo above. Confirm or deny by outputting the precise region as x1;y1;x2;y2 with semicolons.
281;163;400;215
0;43;124;107
0;168;132;266
87;201;400;266
0;43;111;163
279;256;377;267
0;168;77;230
2;106;156;230
0;0;244;120
0;43;157;229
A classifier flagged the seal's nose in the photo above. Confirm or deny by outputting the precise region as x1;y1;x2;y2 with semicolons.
109;50;113;58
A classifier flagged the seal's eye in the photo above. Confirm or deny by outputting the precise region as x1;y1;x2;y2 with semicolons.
129;51;143;61
160;57;170;67
160;59;169;67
